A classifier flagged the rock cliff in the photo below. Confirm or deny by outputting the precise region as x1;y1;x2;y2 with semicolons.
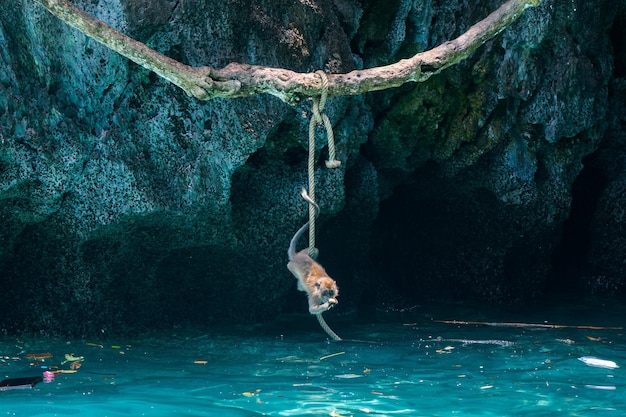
0;0;623;335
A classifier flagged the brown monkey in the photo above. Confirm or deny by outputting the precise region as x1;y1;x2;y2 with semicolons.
287;190;339;315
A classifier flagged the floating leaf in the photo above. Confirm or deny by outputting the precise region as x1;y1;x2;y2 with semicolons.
585;336;602;342
242;389;262;397
25;353;52;361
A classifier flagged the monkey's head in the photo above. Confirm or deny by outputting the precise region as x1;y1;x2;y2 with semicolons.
315;277;339;304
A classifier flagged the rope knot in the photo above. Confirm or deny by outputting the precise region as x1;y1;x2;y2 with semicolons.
309;70;341;170
315;70;328;111
325;160;341;169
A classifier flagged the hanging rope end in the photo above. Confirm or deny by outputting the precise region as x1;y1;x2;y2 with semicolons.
325;159;341;169
317;313;342;341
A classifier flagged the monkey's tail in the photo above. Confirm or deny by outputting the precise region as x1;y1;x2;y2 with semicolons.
288;220;309;259
288;188;321;259
317;313;342;341
300;188;319;214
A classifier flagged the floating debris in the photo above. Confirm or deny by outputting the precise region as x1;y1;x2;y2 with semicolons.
436;346;455;354
435;320;622;330
578;356;619;369
585;385;616;390
61;354;84;365
194;360;208;365
320;351;345;361
42;371;55;382
436;338;514;347
25;353;53;361
585;336;602;342
0;376;43;390
334;373;363;379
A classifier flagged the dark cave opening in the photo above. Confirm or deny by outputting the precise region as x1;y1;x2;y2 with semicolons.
610;3;626;78
547;152;608;294
367;163;481;304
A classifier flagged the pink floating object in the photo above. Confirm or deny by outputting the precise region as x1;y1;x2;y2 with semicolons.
42;371;55;382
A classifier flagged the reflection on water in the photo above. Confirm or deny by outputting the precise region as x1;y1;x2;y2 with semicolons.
1;298;624;416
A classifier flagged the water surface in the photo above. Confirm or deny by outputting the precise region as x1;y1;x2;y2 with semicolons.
2;299;624;416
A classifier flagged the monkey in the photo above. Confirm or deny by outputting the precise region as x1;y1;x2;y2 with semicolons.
287;189;339;315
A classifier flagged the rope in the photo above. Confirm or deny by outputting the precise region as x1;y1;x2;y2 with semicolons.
315;70;341;170
305;70;342;341
307;70;341;255
307;100;317;256
317;313;342;341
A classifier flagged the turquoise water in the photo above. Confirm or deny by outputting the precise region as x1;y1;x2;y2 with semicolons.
1;299;625;416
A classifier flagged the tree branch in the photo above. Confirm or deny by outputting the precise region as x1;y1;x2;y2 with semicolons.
33;0;541;104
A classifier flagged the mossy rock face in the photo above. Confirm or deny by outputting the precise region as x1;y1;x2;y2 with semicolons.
363;56;501;196
0;0;624;335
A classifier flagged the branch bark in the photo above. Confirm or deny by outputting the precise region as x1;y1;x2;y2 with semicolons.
33;0;541;104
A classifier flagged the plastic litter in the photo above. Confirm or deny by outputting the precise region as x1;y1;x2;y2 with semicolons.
578;356;619;369
0;376;43;391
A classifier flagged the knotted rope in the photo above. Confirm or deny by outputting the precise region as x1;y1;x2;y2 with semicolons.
306;70;341;342
307;70;341;256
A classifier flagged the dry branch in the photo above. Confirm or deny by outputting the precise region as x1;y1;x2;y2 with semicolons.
436;320;623;330
33;0;541;104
